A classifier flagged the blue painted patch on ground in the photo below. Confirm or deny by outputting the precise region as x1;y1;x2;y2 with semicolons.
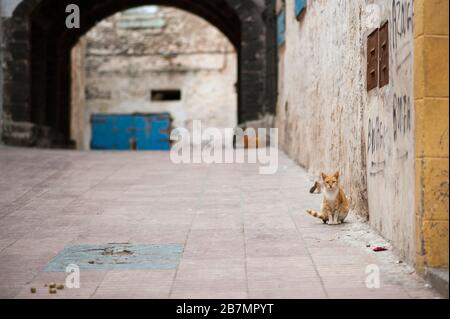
44;244;184;272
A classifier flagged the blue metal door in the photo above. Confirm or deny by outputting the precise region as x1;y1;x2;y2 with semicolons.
91;113;171;151
115;115;135;150
91;114;116;150
134;115;152;150
134;114;171;150
151;114;171;150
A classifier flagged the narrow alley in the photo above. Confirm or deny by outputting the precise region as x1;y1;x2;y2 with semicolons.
0;0;448;303
0;146;441;298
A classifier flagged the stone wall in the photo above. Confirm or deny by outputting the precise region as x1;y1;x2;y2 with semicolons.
70;37;86;150
414;0;449;273
276;0;416;263
72;6;237;149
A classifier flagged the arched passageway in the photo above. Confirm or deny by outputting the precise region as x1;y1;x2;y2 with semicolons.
2;0;276;147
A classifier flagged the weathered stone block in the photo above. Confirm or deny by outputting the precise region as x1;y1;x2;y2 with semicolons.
423;0;449;36
421;157;449;221
8;103;31;122
414;0;425;38
416;213;425;255
414;37;425;100
423;220;449;267
1;120;36;146
415;253;426;274
423;36;449;97
4;60;29;81
415;98;449;158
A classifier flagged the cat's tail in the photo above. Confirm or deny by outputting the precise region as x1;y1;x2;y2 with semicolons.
306;209;326;221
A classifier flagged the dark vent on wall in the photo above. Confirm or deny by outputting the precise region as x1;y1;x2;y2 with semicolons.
151;90;182;101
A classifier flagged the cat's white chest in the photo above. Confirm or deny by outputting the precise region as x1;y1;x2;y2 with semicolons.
324;188;339;201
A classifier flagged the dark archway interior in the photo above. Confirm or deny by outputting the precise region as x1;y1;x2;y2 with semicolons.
2;0;276;147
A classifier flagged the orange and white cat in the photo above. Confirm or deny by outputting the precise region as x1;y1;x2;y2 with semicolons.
306;172;349;225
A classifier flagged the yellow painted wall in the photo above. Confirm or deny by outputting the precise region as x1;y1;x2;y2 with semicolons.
414;0;449;272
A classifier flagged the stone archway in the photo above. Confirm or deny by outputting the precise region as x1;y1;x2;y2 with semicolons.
2;0;277;147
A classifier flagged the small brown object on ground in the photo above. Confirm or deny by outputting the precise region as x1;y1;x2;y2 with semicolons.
56;284;64;290
309;181;322;194
48;282;56;288
49;288;57;294
30;287;36;293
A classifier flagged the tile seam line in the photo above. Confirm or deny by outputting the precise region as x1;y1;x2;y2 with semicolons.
241;173;250;299
284;170;330;299
168;165;205;298
89;271;109;299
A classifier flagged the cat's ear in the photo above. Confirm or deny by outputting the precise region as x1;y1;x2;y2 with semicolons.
334;171;340;179
321;172;327;181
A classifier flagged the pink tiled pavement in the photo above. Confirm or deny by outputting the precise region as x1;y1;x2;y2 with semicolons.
0;146;443;299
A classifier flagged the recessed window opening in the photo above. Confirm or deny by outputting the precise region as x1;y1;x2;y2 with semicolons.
151;90;182;101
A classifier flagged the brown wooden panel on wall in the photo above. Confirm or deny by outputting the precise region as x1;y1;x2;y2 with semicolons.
367;28;379;91
379;21;389;88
